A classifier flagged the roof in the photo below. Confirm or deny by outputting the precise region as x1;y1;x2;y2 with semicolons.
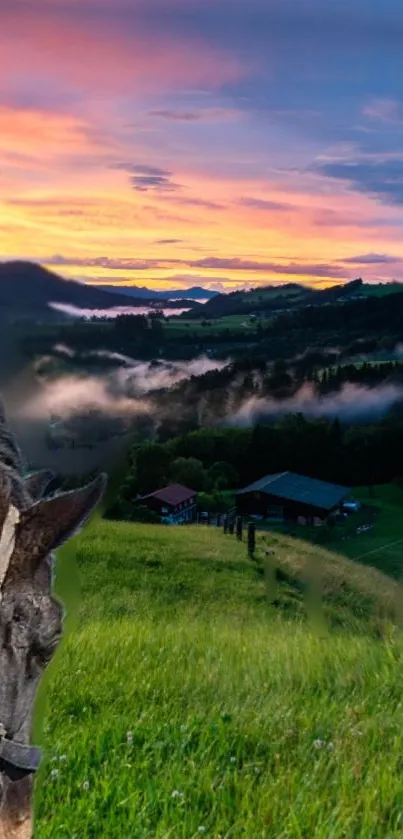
141;484;196;507
236;472;348;511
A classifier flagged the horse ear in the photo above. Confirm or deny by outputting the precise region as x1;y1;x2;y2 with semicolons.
23;470;55;501
5;473;107;582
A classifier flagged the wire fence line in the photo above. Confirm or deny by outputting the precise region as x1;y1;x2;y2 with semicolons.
351;536;403;563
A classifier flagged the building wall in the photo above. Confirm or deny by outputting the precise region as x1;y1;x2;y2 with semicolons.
236;490;342;522
142;495;197;523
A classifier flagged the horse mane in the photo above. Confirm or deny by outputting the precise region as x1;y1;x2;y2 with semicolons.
0;399;30;508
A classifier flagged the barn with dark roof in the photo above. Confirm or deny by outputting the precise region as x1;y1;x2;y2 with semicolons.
235;472;349;524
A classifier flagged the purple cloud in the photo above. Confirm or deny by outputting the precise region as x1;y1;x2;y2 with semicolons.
39;253;347;280
154;238;185;244
46;255;163;270
314;157;403;207
344;252;403;264
174;196;225;210
147;110;204;121
239;196;294;211
187;257;347;277
147;107;240;122
112;162;181;192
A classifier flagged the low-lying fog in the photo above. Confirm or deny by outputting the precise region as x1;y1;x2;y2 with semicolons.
16;346;403;426
50;302;192;319
6;345;403;474
231;382;403;425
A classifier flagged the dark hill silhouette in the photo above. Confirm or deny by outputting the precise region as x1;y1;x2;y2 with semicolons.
0;261;147;320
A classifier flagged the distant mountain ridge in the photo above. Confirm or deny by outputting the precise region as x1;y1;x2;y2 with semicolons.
0;261;202;321
1;261;400;325
94;284;218;301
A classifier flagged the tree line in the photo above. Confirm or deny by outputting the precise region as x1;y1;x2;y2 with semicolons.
105;414;403;520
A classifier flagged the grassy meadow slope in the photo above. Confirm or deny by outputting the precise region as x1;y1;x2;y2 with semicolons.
33;520;403;838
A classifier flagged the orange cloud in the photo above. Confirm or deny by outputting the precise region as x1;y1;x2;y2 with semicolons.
0;107;98;160
3;160;403;290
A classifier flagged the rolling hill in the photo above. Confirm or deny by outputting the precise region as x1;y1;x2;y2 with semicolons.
185;278;403;320
33;505;403;837
0;261;153;320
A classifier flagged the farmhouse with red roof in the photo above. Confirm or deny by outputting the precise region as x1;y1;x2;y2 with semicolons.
137;484;197;523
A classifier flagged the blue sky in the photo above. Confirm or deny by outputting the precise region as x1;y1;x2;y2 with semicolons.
1;0;403;290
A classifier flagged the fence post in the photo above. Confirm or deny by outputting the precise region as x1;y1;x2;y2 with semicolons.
217;514;221;527
223;515;228;534
229;518;235;536
207;512;211;526
247;522;256;559
236;516;243;541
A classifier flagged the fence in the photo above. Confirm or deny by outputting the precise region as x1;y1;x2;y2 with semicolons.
223;511;256;559
196;508;258;560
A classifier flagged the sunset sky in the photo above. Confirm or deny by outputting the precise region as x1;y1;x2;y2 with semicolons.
2;0;403;291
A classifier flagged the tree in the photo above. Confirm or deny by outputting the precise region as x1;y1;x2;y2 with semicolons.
267;358;293;391
131;504;161;523
114;314;148;334
208;461;239;490
169;457;211;491
197;491;235;513
135;444;171;495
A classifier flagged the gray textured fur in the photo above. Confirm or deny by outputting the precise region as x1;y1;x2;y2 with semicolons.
0;400;107;830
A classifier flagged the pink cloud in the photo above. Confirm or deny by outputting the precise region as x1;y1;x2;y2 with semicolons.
0;9;244;99
0;107;94;156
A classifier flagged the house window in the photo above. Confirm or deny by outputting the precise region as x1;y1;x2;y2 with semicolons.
161;506;169;514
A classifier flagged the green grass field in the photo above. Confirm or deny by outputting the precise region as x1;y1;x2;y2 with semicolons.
361;282;403;297
30;495;403;838
332;484;403;578
165;314;273;338
278;484;403;580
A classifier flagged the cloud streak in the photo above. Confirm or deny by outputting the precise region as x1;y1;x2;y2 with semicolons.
40;254;353;281
314;157;403;207
344;252;403;265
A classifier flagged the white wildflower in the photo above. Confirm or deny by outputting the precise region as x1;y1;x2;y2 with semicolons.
313;739;326;749
83;781;89;791
126;731;133;745
50;769;59;780
171;790;184;799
